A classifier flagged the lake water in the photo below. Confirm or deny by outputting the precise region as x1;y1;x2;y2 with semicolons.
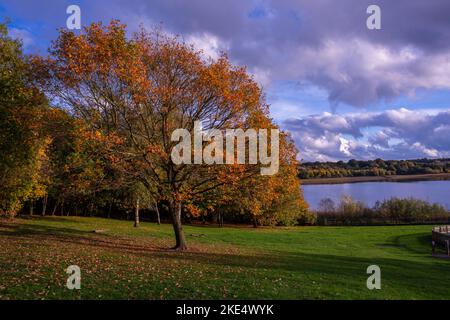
303;180;450;210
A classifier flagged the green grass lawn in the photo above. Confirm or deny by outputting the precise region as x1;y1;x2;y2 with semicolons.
1;216;450;300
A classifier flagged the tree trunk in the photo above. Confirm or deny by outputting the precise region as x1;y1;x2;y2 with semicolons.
42;195;48;216
29;201;34;216
89;201;94;217
170;201;187;250
134;198;140;227
253;215;258;228
108;202;112;219
217;210;224;228
154;201;161;225
51;200;59;216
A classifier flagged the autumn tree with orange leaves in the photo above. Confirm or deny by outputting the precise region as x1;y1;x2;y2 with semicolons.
36;20;307;250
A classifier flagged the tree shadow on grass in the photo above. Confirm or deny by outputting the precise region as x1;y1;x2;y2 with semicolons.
387;233;432;255
16;215;84;223
0;221;173;254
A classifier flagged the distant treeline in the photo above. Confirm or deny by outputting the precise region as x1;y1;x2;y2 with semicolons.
298;158;450;179
315;197;450;226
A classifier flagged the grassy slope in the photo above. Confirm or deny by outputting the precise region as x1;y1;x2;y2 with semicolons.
1;216;449;300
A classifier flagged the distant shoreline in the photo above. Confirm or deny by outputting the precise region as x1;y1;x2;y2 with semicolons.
301;173;450;185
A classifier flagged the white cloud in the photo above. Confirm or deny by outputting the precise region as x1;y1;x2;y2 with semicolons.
186;32;228;60
9;27;34;48
285;108;450;161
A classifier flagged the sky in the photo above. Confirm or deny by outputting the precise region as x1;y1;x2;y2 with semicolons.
2;0;450;162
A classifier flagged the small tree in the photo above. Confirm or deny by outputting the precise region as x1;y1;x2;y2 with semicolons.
318;198;336;213
118;182;154;227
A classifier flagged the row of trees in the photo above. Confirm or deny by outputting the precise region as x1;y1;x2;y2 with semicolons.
315;196;449;225
0;21;308;250
299;158;450;179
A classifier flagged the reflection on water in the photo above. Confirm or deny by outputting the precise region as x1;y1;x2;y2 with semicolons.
303;180;450;210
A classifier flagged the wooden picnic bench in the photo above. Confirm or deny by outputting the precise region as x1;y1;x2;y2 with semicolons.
432;226;450;256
